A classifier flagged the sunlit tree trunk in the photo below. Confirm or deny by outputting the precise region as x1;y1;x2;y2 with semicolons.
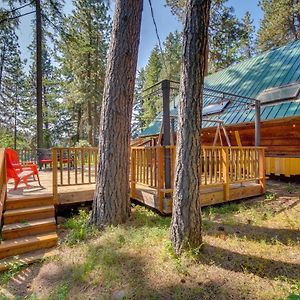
36;0;43;148
170;0;211;255
91;0;143;227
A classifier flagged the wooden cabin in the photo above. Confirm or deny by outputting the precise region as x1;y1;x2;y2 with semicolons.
140;39;300;177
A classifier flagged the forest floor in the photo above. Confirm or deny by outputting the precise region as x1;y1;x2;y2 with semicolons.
0;180;299;300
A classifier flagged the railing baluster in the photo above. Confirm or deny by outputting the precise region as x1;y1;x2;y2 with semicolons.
149;149;152;186
88;149;91;184
67;148;71;185
75;149;78;184
80;148;83;184
52;148;58;203
59;149;63;185
93;149;96;183
222;148;230;201
146;149;149;185
204;149;207;185
131;149;136;198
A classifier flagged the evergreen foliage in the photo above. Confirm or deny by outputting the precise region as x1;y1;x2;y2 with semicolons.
59;0;111;146
165;0;252;73
240;11;256;59
0;0;111;148
1;0;299;145
138;31;182;127
257;0;300;51
132;68;146;137
0;6;28;148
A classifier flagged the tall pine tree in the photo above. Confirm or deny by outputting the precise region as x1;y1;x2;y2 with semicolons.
59;0;111;146
142;45;163;125
165;0;247;72
0;7;28;148
240;11;256;59
257;0;300;51
132;68;146;137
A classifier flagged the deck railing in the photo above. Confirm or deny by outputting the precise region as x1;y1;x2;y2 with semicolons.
17;148;37;163
51;146;265;207
0;149;7;225
130;146;265;205
52;147;98;200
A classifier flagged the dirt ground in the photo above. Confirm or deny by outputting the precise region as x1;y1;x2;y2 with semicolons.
0;179;299;300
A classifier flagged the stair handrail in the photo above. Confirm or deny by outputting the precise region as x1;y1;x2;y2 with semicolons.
0;148;7;226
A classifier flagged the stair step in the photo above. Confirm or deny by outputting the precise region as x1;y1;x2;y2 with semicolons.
0;233;58;260
3;206;55;224
2;218;57;240
0;248;58;272
5;194;54;210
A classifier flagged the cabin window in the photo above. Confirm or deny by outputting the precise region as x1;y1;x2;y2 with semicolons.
202;100;230;116
258;82;300;104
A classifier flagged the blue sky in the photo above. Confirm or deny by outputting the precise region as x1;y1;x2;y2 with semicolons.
1;0;263;70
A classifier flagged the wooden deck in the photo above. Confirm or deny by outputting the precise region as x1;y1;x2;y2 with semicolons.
7;171;95;205
134;181;263;213
6;171;263;214
5;145;266;214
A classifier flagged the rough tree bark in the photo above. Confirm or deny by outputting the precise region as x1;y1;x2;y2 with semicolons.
35;0;43;148
91;0;143;227
170;0;211;255
76;107;82;143
0;44;6;92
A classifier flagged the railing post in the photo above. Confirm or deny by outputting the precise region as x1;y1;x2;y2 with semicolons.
222;147;230;201
258;148;266;193
52;148;58;204
156;147;164;213
255;100;261;147
130;149;136;199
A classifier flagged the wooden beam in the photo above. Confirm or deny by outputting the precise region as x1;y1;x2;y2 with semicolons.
255;100;261;146
222;148;230;201
162;80;172;190
52;148;58;204
235;131;242;147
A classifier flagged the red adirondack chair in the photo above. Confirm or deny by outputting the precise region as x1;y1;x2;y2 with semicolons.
5;149;41;189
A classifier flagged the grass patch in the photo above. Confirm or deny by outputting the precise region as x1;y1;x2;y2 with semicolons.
0;257;25;285
2;181;299;300
64;209;98;245
285;183;297;194
287;282;300;300
49;282;70;300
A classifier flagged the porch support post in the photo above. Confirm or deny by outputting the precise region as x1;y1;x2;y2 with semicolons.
162;80;171;191
52;148;58;204
255;100;261;146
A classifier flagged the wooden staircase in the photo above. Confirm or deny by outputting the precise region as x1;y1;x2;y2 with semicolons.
0;194;58;270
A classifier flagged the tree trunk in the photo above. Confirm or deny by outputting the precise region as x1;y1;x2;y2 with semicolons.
91;0;143;227
170;0;211;255
297;6;300;39
93;101;99;146
14;84;18;150
36;0;43;148
87;18;93;146
204;41;209;76
43;85;50;148
0;43;6;92
87;100;93;145
76;107;82;143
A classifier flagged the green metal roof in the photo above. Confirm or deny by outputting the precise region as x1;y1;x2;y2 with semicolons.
141;39;300;137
